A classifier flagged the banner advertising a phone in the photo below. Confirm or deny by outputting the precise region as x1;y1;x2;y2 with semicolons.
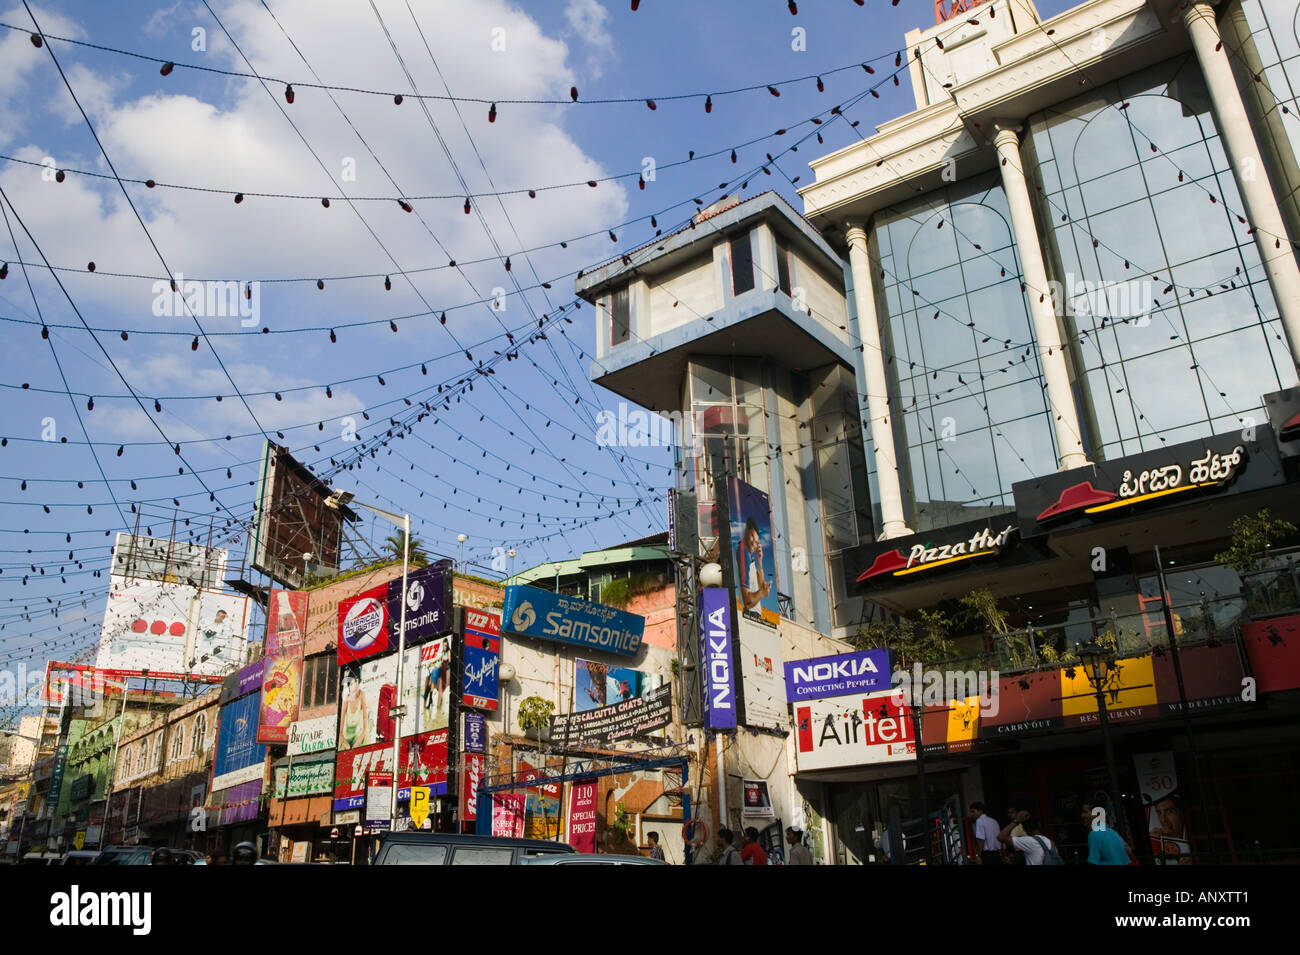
699;587;736;731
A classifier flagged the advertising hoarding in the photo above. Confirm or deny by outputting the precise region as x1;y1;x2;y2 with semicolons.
258;588;307;743
567;780;597;853
188;591;250;676
461;752;485;823
737;616;785;730
387;562;452;645
333;741;394;812
742;778;775;818
250;442;345;589
492;792;526;838
575;659;644;712
337;654;398;753
502;585;644;657
396;728;449;796
729;477;780;624
1134;751;1190;865
699;588;736;731
783;649;890;702
287;714;338;757
549;684;673;748
96;578;193;674
212;694;268;792
401;636;451;736
462;608;500;711
463;712;486;754
337;585;391;665
793;690;915;772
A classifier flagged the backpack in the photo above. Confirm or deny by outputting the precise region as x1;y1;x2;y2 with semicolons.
1031;835;1064;866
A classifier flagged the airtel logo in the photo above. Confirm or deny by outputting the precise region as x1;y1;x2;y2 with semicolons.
130;619;186;636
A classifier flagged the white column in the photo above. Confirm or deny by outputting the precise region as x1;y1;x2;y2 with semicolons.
1184;1;1300;370
845;223;912;540
993;123;1090;471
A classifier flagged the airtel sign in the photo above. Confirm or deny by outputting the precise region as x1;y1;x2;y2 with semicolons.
794;690;916;771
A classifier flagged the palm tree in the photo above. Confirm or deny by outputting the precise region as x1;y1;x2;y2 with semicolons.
382;530;430;567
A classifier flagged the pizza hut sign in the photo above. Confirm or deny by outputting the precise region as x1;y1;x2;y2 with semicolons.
859;523;1017;584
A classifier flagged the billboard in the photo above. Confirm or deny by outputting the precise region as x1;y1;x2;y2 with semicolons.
737;616;785;730
502;584;644;657
338;654;398;753
212;694;268;792
461;752;486;823
287;714;337;757
387;562;452;646
463;712;487;754
575;659;644;712
462;609;500;711
250;442;346;589
492;792;526;838
549;684;672;747
110;533;226;590
783;649;890;702
258;589;306;743
729;477;780;623
567;780;598;853
1135;751;1191;865
699;588;736;731
333;741;394;812
338;585;391;665
188;591;250;676
401;636;451;735
793;690;915;772
96;580;249;677
396;728;449;796
96;578;193;674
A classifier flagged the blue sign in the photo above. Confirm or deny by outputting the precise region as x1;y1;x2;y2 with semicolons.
699;588;736;731
502;585;644;658
462;608;501;711
212;693;267;790
783;649;890;702
463;712;487;754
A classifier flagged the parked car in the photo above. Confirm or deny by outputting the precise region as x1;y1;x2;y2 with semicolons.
58;850;102;865
525;853;666;866
373;832;576;866
20;850;61;865
91;845;154;865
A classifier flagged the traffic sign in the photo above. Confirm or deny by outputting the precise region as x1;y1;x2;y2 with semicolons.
410;786;431;830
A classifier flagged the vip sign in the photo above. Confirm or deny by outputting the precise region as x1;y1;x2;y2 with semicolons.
794;690;916;771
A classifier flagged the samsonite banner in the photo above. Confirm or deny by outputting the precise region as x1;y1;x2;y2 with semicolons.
387;562;452;646
502;584;644;657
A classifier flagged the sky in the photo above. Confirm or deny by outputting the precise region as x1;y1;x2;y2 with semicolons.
0;0;1078;702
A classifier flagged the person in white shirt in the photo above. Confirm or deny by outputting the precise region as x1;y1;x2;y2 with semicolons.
969;802;1003;865
999;811;1057;865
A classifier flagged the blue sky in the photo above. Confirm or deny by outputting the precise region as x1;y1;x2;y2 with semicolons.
0;0;1076;690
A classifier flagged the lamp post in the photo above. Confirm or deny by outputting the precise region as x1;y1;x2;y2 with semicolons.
457;534;467;571
326;491;410;830
1077;640;1124;830
507;548;516;587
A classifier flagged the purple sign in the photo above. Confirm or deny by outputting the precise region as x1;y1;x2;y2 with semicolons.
699;588;736;731
387;562;451;645
783;649;890;702
463;712;486;754
220;779;263;826
237;659;265;698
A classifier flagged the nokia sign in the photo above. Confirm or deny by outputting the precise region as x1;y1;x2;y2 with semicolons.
784;649;890;702
699;588;736;731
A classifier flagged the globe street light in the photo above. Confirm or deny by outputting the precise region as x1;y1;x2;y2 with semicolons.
1077;640;1123;830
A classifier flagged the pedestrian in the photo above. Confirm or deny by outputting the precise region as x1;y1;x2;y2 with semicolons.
968;802;1002;865
785;827;814;865
716;828;742;865
740;826;768;865
999;812;1060;865
1003;805;1027;863
1082;803;1131;865
647;830;666;862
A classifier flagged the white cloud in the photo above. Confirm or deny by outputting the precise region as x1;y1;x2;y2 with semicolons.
564;0;616;81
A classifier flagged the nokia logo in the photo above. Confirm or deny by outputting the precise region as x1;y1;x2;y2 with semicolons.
791;657;879;684
705;604;732;712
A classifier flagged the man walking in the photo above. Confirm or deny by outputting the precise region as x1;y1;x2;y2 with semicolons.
716;828;743;865
786;827;814;865
647;831;666;862
740;827;768;865
969;802;1002;865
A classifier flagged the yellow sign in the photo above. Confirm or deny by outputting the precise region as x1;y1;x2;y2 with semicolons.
409;786;430;830
74;831;85;850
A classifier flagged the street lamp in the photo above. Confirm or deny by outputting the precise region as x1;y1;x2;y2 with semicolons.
457;533;467;570
326;490;410;830
507;548;516;587
1077;640;1124;831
